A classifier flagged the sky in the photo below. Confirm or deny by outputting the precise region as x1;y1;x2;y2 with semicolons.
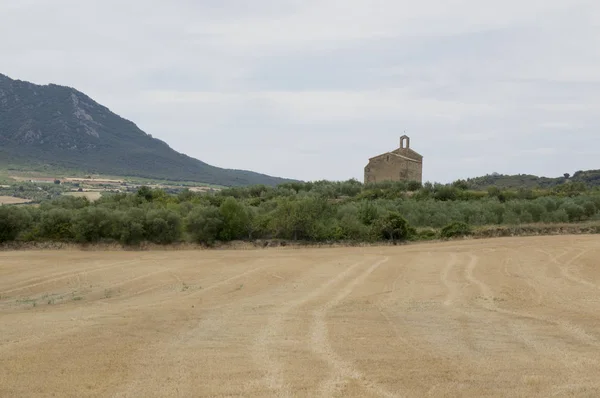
1;0;599;183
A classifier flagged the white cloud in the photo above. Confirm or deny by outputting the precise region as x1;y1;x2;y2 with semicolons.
518;148;559;156
142;89;498;122
192;0;582;52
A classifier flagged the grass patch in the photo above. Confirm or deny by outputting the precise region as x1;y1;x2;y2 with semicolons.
16;297;37;307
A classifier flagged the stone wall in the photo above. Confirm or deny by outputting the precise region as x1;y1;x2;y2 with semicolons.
364;152;422;184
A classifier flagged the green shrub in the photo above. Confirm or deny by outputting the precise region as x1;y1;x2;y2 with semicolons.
186;207;223;244
546;208;569;223
407;181;422;191
416;228;438;241
358;201;378;225
440;222;472;239
0;206;32;243
42;195;89;210
338;213;371;241
6;176;600;246
561;203;586;222
72;207;117;243
433;186;458;201
582;201;597;218
268;196;332;241
39;208;75;240
520;211;534;224
144;209;182;244
118;209;146;245
373;212;413;242
502;210;520;225
524;202;546;222
219;197;252;241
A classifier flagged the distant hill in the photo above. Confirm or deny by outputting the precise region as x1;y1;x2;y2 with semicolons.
0;73;296;186
466;170;600;190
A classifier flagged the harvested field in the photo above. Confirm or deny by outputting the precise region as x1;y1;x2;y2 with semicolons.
9;176;56;182
64;191;103;201
1;235;600;397
0;196;31;205
65;177;124;184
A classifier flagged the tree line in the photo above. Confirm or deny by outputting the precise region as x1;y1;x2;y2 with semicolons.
1;179;600;245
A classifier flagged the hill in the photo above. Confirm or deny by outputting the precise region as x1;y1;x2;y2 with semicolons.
465;170;600;190
0;73;296;186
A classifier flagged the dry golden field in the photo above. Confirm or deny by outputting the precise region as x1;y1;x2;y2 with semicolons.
2;235;600;397
0;196;31;205
64;191;103;201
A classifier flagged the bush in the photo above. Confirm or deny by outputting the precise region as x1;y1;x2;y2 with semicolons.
72;207;117;243
118;209;146;245
524;202;546;222
0;206;32;242
416;228;438;241
433;186;458;201
4;177;599;246
551;208;570;223
186;207;223;244
407;181;422;191
42;195;89;210
219;197;251;241
268;196;332;241
562;202;586;222
440;222;472;239
373;212;413;242
39;208;75;240
520;211;534;224
137;186;153;201
144;209;182;244
358;201;378;225
338;212;371;241
582;201;597;218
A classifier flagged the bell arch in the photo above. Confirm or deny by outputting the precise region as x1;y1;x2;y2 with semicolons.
400;135;410;149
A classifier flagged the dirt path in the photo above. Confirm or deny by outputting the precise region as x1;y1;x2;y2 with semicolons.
2;235;600;397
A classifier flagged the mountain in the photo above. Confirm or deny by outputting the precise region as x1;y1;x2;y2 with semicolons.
466;170;600;190
0;73;296;186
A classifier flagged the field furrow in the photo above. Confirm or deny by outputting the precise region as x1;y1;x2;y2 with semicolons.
2;235;600;397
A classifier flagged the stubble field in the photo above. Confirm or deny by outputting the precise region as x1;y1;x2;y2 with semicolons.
0;196;31;205
1;235;600;397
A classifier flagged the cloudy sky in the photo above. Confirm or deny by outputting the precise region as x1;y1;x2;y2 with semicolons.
1;0;599;183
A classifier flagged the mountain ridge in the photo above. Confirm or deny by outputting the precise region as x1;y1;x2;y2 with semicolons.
0;73;296;186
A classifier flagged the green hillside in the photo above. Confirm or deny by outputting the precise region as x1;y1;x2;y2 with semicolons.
466;170;600;190
0;73;296;187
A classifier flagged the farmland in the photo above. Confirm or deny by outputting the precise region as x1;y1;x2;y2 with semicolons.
63;191;103;201
0;171;220;206
0;196;31;205
2;235;600;397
